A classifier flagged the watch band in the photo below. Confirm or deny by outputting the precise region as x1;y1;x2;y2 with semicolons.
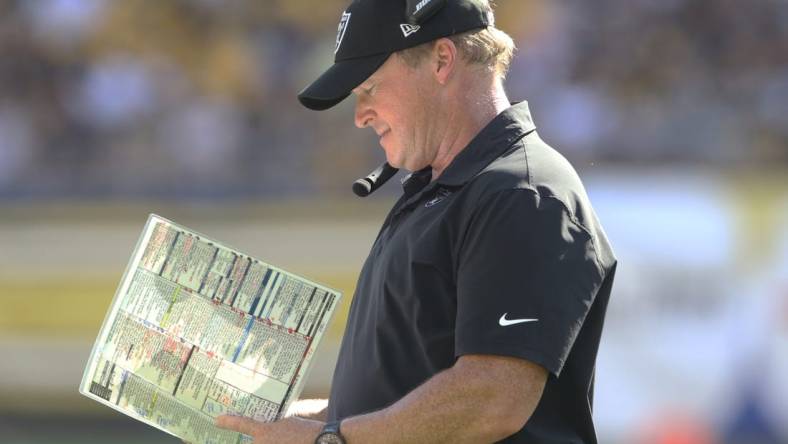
315;419;346;444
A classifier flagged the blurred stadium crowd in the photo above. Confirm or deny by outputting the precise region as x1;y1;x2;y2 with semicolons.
1;1;788;444
0;0;786;200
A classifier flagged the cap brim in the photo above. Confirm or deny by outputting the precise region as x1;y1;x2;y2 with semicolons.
298;53;390;111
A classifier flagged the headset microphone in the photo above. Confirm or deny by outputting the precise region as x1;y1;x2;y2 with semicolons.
353;162;399;197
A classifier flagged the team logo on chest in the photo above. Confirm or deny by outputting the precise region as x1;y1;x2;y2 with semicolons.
335;12;351;54
425;188;452;207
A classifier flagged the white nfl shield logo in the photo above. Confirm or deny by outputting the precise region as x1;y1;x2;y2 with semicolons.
400;23;420;37
335;12;351;54
425;188;452;207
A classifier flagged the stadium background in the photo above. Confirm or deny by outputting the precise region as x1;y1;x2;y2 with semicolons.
0;0;786;443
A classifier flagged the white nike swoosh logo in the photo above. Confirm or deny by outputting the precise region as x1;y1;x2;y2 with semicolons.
499;313;539;326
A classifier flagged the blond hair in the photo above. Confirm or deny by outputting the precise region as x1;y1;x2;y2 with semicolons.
397;3;515;78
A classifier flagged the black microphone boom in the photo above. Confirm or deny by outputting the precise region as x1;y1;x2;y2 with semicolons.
353;162;399;197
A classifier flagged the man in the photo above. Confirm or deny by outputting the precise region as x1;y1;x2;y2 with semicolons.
217;0;616;442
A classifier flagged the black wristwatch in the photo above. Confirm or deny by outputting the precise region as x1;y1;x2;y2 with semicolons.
315;420;346;444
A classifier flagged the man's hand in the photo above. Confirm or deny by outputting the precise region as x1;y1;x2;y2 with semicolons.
215;415;324;444
215;355;546;444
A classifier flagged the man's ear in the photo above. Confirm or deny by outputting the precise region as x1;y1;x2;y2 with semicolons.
432;38;457;85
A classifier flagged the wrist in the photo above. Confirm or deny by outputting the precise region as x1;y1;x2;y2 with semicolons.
315;419;346;444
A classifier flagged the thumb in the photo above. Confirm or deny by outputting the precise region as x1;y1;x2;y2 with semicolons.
216;414;260;436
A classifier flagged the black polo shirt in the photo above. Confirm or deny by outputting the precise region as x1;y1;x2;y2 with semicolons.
327;102;617;443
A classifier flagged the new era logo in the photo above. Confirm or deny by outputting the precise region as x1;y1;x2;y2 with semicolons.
400;23;420;37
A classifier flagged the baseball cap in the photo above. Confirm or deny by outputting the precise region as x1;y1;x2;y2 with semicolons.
297;0;492;111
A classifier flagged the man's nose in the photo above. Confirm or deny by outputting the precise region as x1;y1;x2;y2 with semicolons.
354;97;373;129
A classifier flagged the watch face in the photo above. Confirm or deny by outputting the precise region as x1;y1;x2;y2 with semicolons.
316;432;344;444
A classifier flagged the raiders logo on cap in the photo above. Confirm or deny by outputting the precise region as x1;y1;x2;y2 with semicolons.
299;0;491;111
335;12;351;54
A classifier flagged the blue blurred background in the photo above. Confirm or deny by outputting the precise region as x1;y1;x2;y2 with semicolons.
0;0;786;443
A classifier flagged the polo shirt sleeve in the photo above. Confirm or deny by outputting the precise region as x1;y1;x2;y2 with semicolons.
455;188;604;377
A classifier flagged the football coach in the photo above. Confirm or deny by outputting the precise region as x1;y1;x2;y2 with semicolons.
217;0;617;442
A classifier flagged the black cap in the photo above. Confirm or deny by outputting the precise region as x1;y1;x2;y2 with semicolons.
297;0;491;111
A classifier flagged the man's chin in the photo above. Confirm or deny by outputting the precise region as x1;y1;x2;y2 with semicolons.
383;151;423;172
383;153;403;170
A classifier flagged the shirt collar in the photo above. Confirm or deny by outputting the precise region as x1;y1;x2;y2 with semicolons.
401;167;433;198
398;101;536;200
435;101;536;187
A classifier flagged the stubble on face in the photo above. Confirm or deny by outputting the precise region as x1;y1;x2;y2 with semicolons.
354;54;439;172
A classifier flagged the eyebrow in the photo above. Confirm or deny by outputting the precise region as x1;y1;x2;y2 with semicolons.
353;78;377;95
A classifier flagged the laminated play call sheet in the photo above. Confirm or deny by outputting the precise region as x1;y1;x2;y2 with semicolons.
80;214;341;444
